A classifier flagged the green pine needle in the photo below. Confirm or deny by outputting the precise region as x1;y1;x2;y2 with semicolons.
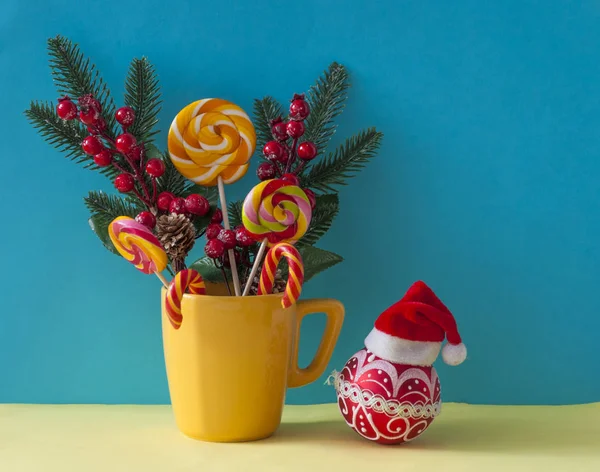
155;149;188;197
304;62;350;152
298;194;339;247
47;35;118;138
124;57;162;143
228;200;244;228
302;128;383;193
253;96;284;156
25;101;118;178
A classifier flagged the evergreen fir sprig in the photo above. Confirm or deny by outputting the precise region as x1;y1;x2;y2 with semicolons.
303;63;350;153
25;101;118;178
297;194;340;247
124;58;162;143
47;35;118;138
253;97;284;154
302;128;383;193
228;200;244;228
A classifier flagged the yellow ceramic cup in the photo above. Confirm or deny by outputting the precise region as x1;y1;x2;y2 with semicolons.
161;289;344;442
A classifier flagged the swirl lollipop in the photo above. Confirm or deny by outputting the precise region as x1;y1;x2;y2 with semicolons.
108;216;169;287
168;98;257;296
241;179;312;296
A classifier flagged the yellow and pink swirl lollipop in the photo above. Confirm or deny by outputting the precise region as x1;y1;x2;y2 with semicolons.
108;216;169;287
241;179;312;296
168;98;257;296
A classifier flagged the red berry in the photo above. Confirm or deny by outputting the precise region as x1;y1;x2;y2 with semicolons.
114;173;135;193
211;208;223;223
157;192;174;211
56;98;78;120
282;173;300;186
257;162;277;181
128;145;143;161
185;194;210;216
79;107;100;125
289;94;310;120
135;211;156;229
87;117;107;134
286;120;305;138
146;158;165;178
169;197;187;215
263;141;284;161
271;118;288;141
82;135;104;155
297;141;317;160
218;229;237;250
79;94;102;113
115;106;135;127
115;133;137;154
235;226;254;247
205;239;225;259
278;147;290;164
93;150;113;167
222;249;242;267
303;188;316;210
206;223;222;240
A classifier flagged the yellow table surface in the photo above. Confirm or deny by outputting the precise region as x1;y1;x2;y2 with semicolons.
1;403;599;471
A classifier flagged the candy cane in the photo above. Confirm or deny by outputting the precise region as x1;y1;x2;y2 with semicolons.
257;243;304;308
165;269;206;329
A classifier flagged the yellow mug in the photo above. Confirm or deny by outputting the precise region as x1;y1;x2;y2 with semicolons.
161;288;345;442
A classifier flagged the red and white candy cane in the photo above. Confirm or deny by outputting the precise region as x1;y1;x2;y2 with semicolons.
165;269;206;329
257;242;304;308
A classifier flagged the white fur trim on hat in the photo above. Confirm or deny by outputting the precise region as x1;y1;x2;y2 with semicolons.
442;342;467;366
364;328;441;366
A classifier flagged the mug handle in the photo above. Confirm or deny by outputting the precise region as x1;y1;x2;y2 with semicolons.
288;298;345;388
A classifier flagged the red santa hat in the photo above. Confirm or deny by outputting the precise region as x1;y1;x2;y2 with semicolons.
364;281;467;366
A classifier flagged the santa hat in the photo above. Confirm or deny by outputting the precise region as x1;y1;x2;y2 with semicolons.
364;281;467;367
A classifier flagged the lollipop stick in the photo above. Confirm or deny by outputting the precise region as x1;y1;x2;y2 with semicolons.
155;271;169;288
217;176;242;296
242;238;268;296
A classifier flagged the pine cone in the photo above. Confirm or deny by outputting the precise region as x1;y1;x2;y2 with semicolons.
247;269;287;296
155;214;196;271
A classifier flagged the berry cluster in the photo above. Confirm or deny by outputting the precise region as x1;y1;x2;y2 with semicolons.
56;95;212;229
203;210;256;270
256;94;318;209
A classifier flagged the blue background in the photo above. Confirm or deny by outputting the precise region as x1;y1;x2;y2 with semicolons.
1;0;599;405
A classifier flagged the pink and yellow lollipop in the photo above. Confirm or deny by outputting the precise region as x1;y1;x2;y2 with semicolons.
167;98;256;186
108;216;169;286
165;269;206;329
257;242;304;308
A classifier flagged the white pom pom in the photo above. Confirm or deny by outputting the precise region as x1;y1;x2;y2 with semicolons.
442;343;467;366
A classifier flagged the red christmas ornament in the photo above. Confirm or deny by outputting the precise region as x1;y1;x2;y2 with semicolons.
185;194;210;216
289;94;310;120
82;136;104;155
115;106;135;127
257;162;277;181
169;197;187;215
297;141;317;160
271;118;289;141
211;208;223;224
235;226;254;247
205;223;222;240
56;97;78;120
114;173;135;193
205;239;225;259
115;133;137;154
281;173;300;186
330;281;467;445
303;188;317;210
146;158;166;178
157;192;175;211
217;229;237;250
93;149;113;167
135;211;157;229
286;120;305;138
263;141;285;161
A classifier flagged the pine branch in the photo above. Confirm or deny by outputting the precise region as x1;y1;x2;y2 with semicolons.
124;57;162;143
25;101;118;178
84;191;143;254
302;128;383;193
297;194;339;247
303;62;350;153
155;149;187;196
47;35;118;137
253;97;284;156
228;200;243;228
